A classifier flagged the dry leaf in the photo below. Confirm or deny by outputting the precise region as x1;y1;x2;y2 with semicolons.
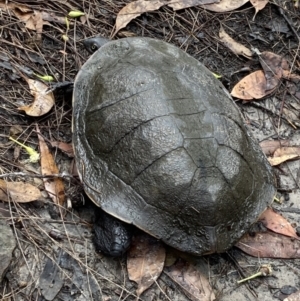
251;0;269;20
114;0;219;35
9;125;23;137
268;146;300;166
283;107;298;124
18;78;55;116
259;140;290;156
114;0;168;36
283;74;300;102
168;0;218;10
127;234;165;298
282;70;300;81
0;2;44;38
0;1;66;38
258;208;299;240
37;126;65;206
165;259;215;301
231;70;276;100
0;2;32;22
259;51;288;91
268;154;299;166
236;231;300;258
219;27;252;58
50;141;74;158
201;0;249;12
0;179;42;203
26;10;44;40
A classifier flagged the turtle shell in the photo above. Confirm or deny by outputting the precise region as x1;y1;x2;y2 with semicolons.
72;37;275;256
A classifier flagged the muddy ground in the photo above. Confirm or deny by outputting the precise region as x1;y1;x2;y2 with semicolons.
0;1;300;300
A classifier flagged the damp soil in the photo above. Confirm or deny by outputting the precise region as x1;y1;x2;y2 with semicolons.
0;1;300;301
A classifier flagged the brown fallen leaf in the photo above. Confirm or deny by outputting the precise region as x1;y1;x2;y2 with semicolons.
282;70;300;81
283;108;298;126
236;231;300;258
283;74;300;103
18;78;55;116
259;51;300;93
114;0;219;35
0;1;66;36
250;0;269;20
114;0;168;36
168;0;218;11
37;126;65;206
259;51;288;91
9;125;23;137
259;139;290;156
219;27;252;58
0;179;42;203
50;141;74;158
27;10;44;40
201;0;249;12
165;259;215;301
127;234;165;298
0;2;43;39
233;51;299;101
268;146;300;166
258;208;299;240
231;70;276;100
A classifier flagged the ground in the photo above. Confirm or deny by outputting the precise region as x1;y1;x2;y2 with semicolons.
0;0;300;300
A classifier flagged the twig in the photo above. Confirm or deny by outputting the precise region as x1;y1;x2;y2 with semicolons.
0;172;74;179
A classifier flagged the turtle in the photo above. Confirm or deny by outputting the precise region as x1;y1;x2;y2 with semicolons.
72;37;275;257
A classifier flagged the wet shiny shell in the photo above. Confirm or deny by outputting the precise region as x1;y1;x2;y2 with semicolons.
72;37;275;256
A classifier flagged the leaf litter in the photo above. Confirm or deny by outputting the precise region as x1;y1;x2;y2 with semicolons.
114;0;269;35
1;0;300;300
37;125;65;206
0;179;42;203
127;234;166;298
231;50;300;100
18;78;55;117
165;259;215;301
236;208;300;258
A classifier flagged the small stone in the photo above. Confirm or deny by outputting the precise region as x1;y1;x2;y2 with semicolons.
0;219;16;281
280;285;297;295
